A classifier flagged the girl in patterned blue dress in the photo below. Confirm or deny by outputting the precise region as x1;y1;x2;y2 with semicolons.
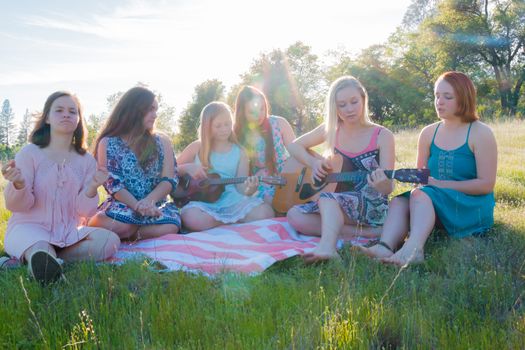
286;76;396;263
359;71;497;266
233;86;296;206
88;86;181;240
178;102;274;232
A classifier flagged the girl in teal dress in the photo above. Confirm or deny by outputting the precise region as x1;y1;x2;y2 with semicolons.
178;102;274;232
359;71;497;266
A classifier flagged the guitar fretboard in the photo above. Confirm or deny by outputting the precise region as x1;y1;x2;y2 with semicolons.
208;176;251;185
325;170;394;184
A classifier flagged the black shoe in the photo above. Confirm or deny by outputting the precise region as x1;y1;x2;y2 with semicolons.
28;251;63;285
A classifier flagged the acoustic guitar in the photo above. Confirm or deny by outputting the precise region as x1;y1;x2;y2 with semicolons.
272;154;430;214
171;173;286;207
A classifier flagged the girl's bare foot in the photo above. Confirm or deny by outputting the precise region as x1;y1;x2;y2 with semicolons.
303;248;341;264
380;245;424;266
355;243;394;259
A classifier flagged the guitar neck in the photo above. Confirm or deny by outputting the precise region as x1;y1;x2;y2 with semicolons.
325;170;395;184
208;176;250;186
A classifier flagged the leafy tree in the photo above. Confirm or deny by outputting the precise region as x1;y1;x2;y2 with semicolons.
15;109;32;146
229;41;324;134
155;94;177;140
86;112;106;148
0;99;15;147
174;79;225;152
421;0;525;115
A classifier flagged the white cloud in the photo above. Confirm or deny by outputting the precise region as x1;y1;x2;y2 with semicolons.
1;0;411;122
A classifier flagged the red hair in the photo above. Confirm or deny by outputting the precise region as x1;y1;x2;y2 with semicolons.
233;86;276;175
438;71;479;122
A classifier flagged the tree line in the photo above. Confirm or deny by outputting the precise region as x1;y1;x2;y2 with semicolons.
1;0;523;157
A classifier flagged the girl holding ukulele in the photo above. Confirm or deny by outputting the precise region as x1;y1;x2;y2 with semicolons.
178;101;273;231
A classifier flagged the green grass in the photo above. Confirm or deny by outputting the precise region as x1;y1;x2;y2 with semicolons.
1;120;524;349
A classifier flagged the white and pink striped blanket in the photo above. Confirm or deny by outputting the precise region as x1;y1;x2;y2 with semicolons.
111;218;372;276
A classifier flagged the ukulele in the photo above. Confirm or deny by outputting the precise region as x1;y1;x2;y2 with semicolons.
171;173;286;207
272;153;430;214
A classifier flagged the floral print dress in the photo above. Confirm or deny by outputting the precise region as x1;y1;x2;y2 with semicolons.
98;135;181;227
251;116;289;200
295;127;388;227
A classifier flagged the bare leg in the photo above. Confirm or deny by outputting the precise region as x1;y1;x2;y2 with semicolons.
357;196;410;259
137;224;179;239
241;203;275;222
287;207;381;238
59;228;120;262
381;189;434;266
181;207;222;232
88;212;138;240
303;197;344;263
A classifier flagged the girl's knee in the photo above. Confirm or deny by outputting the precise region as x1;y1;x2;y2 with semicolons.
165;224;179;234
182;209;214;231
89;229;121;260
410;188;431;203
390;196;410;211
318;197;338;208
114;224;137;239
101;232;120;259
255;204;275;220
287;207;303;228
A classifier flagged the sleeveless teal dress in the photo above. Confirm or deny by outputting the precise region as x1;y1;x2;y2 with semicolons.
181;144;264;223
405;122;495;237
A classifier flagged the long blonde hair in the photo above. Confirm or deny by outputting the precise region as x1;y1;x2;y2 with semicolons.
198;101;238;169
324;76;371;156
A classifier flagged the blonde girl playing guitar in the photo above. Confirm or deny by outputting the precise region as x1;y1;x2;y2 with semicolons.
177;101;274;231
287;76;395;263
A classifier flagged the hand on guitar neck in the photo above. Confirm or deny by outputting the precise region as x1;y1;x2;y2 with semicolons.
273;153;430;214
171;173;286;207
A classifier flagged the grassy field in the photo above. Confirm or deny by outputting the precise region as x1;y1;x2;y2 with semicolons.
1;120;524;349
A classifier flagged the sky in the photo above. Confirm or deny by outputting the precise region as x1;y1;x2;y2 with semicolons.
0;0;412;126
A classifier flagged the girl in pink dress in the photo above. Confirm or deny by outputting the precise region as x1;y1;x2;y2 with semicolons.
1;91;120;284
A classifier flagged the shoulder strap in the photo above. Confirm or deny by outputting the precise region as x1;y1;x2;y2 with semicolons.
431;123;441;144
465;122;473;143
370;126;382;149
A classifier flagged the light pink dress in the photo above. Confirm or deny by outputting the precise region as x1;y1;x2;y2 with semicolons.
3;144;100;259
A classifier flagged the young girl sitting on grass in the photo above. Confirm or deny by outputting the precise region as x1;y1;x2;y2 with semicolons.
233;86;296;206
2;91;120;284
358;71;497;266
178;101;274;231
88;86;181;240
286;76;396;263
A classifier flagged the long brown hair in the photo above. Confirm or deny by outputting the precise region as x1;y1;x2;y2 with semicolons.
94;86;158;168
198;101;238;169
233;85;276;174
30;91;87;155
